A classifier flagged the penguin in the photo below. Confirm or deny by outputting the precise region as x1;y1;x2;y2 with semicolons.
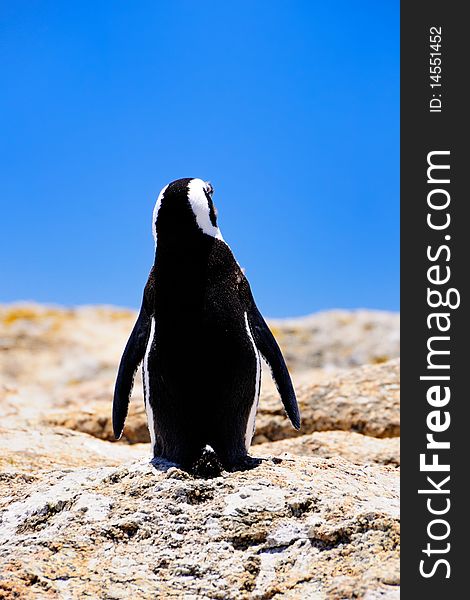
113;177;300;476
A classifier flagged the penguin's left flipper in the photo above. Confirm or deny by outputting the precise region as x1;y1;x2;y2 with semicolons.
241;276;301;431
113;270;154;439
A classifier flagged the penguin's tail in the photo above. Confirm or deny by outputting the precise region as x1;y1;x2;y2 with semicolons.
191;445;223;479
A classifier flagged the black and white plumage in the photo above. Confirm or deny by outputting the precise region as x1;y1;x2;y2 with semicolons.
113;177;300;475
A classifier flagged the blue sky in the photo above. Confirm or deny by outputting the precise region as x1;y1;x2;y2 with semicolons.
0;1;399;318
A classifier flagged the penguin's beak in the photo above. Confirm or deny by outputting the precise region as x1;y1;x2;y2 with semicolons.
205;181;214;197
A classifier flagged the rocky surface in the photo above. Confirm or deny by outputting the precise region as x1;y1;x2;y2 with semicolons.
269;310;400;371
257;431;400;467
254;360;400;445
0;303;400;599
0;456;399;600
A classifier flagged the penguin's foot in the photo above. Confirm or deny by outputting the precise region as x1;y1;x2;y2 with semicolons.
228;455;262;472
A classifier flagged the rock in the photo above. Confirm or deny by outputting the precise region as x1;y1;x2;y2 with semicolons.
0;456;399;599
269;310;400;371
0;426;148;475
258;431;400;466
45;398;150;445
254;360;400;444
0;304;135;391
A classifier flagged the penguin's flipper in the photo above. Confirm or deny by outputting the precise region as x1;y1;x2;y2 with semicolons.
113;270;154;439
241;276;301;430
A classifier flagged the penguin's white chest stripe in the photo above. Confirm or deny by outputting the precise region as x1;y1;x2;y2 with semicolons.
244;311;261;450
143;316;157;455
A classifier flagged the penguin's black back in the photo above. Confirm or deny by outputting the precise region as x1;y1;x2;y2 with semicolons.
147;235;257;469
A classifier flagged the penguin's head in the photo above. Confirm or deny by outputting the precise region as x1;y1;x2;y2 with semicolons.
152;177;223;244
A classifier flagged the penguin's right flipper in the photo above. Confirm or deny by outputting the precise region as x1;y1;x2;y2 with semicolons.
239;274;301;431
112;270;155;439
